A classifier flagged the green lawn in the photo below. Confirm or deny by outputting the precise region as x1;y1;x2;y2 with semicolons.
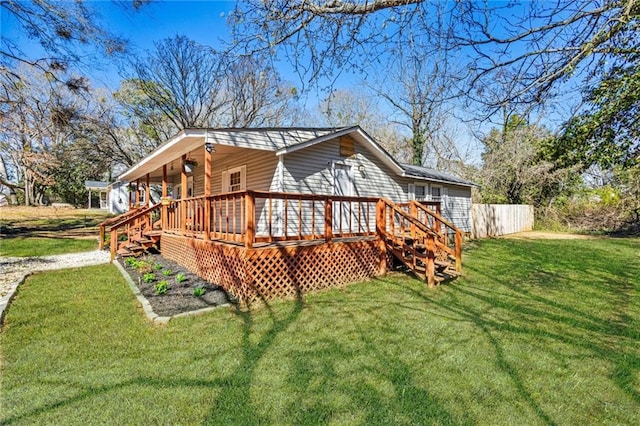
0;236;98;257
1;237;639;424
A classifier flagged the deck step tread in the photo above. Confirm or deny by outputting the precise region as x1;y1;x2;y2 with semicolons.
132;238;154;244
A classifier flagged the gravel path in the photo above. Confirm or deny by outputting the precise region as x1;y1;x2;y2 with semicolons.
0;250;111;323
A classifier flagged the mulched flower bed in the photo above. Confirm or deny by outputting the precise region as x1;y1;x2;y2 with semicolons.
118;252;233;317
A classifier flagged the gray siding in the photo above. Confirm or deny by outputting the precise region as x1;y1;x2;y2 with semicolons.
443;185;472;232
210;149;278;194
396;175;472;232
282;136;471;232
282;137;405;200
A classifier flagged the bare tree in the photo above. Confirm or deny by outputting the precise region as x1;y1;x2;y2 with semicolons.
1;0;147;86
373;49;462;167
232;0;638;113
318;88;410;162
0;66;116;205
130;36;228;130
221;55;299;127
129;36;302;131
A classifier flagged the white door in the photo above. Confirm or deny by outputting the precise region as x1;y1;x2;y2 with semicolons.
333;163;354;234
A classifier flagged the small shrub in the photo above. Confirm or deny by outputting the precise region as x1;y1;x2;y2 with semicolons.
175;273;187;284
137;261;152;274
153;263;163;271
154;281;169;295
162;269;173;276
193;286;206;297
125;257;138;267
142;272;156;283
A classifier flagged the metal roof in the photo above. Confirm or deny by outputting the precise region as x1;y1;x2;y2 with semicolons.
85;180;110;190
401;164;477;187
117;127;476;188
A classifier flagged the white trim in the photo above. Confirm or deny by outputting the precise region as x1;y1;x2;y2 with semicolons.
409;182;429;201
403;173;474;188
408;183;415;201
278;155;284;192
118;129;208;182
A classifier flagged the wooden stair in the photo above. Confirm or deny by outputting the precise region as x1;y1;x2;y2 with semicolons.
116;230;162;257
99;202;163;260
379;199;463;287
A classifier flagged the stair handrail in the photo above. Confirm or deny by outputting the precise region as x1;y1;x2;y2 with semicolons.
378;198;444;286
105;202;162;260
410;200;462;273
98;206;148;249
379;198;438;238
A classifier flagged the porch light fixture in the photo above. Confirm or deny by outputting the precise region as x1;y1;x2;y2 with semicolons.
358;164;366;178
205;142;215;153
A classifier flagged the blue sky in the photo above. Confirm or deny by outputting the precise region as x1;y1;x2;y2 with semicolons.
2;1;254;88
2;0;583;163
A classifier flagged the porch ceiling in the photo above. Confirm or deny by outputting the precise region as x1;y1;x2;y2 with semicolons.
123;142;244;183
119;133;205;182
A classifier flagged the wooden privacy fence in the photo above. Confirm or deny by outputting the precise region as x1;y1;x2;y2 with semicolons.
471;204;534;238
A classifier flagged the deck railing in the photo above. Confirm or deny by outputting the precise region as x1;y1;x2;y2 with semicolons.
163;190;380;248
398;201;462;267
100;202;162;259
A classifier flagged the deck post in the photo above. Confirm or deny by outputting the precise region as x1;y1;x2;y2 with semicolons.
245;191;255;249
99;225;105;250
135;179;140;206
376;199;387;274
410;202;418;239
324;197;333;243
204;145;212;241
434;201;442;234
455;230;463;273
181;154;188;235
162;165;168;231
110;228;117;261
426;235;436;288
145;173;150;207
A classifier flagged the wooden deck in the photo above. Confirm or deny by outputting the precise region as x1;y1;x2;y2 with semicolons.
100;190;462;306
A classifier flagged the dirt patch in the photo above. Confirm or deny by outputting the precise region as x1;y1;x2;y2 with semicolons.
500;231;600;240
117;252;233;317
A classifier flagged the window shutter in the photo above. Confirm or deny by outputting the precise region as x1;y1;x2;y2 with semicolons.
408;183;415;201
240;165;247;191
221;171;229;193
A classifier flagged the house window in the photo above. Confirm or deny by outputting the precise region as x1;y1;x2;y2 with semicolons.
410;183;429;201
222;165;246;193
229;170;242;192
431;185;442;201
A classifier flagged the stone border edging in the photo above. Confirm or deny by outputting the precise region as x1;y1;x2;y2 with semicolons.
0;272;31;328
113;260;230;324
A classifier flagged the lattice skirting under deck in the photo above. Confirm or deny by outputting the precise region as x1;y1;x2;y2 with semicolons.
161;234;388;306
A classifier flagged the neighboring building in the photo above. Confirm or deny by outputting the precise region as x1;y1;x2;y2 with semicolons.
84;180;110;210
